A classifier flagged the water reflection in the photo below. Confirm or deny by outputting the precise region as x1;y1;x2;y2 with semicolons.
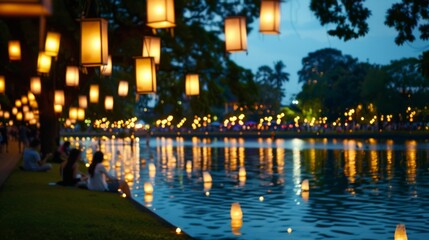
67;136;429;240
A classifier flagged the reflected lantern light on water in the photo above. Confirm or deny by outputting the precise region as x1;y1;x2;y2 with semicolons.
144;182;154;194
394;224;408;240
238;166;246;177
301;179;310;192
230;202;243;220
203;171;212;183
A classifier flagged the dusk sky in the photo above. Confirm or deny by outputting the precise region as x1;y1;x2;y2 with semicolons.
231;0;428;104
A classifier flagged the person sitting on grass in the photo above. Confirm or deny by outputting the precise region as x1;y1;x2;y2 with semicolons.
22;138;52;172
57;148;87;188
87;151;131;197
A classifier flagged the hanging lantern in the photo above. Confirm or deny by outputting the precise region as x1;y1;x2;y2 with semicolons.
77;108;85;120
135;57;156;94
259;0;281;34
0;75;5;93
4;111;10;119
100;55;112;76
301;179;309;192
79;95;87;109
144;182;154;194
69;107;78;120
8;40;21;60
185;74;199;96
118;81;129;96
15;99;22;107
224;16;247;52
394;224;408;240
21;95;28;104
104;96;113;110
142;36;161;64
30;77;41;94
16;112;23;121
37;51;51;73
230;202;243;220
22;105;29;113
89;84;99;103
0;0;52;16
45;32;60;57
146;0;175;29
80;18;108;67
66;66;79;87
54;104;62;114
28;92;36;101
12;107;18;115
24;112;34;121
54;90;64;106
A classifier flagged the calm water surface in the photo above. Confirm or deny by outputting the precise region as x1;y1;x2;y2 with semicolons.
71;137;429;240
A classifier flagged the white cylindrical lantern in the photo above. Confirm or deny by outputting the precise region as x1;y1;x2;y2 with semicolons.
203;171;212;183
8;40;21;60
144;182;154;194
135;57;156;94
77;108;85;120
101;55;112;76
45;32;61;57
118;81;129;96
89;84;99;103
37;51;52;73
146;0;175;29
185;74;199;96
66;66;79;87
104;96;113;110
54;90;64;106
30;77;41;94
54;104;62;114
142;36;161;64
0;75;5;93
224;16;247;52
79;95;87;109
80;18;108;67
230;202;243;220
69;107;78;120
394;224;408;240
301;179;309;192
259;0;281;34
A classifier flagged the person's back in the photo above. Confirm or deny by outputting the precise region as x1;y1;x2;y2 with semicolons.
22;139;52;172
87;163;108;191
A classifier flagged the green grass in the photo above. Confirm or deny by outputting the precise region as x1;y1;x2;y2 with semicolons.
0;164;193;240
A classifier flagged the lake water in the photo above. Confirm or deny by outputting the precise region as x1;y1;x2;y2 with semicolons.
68;136;429;239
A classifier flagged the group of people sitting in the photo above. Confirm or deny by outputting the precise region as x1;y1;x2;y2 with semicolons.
21;138;130;197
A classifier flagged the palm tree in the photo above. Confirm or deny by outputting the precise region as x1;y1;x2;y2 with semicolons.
271;60;290;100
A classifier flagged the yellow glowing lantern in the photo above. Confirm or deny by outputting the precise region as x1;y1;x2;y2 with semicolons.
21;95;28;104
37;51;51;73
45;32;60;57
144;193;153;206
259;0;281;34
54;90;64;106
101;55;112;76
69;107;78;120
231;218;243;236
54;104;62;114
66;66;79;86
394;224;408;240
77;108;85;120
230;202;243;220
15;99;22;107
203;171;212;183
8;40;21;60
204;182;212;192
12;107;18;115
4;111;10;119
135;57;156;94
89;84;99;103
301;179;309;192
118;81;129;96
0;111;3;117
79;95;87;109
16;112;23;121
125;173;134;182
142;36;161;64
238;166;246;177
0;76;5;93
302;191;309;202
144;182;154;194
80;18;108;67
30;77;41;94
0;0;52;16
104;96;113;110
22;105;29;112
224;16;247;52
24;112;34;121
185;74;199;96
186;160;192;172
146;0;175;29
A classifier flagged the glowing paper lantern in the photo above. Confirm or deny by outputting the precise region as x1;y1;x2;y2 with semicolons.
22;105;29;112
185;74;199;96
0;0;52;16
118;81;129;96
16;112;23;121
301;179;309;192
25;112;34;121
146;0;175;29
37;51;51;73
12;107;18;115
101;55;112;76
0;76;5;93
45;32;61;57
203;171;212;183
89;85;99;103
104;96;113;110
15;99;22;107
54;104;62;114
69;107;78;120
30;77;41;94
80;18;108;67
79;95;87;109
230;202;243;220
77;108;85;120
135;57;156;94
54;90;64;106
142;36;161;64
66;66;79;86
8;41;21;60
21;95;28;104
259;0;281;34
394;224;408;240
224;16;247;52
144;182;154;194
4;111;10;119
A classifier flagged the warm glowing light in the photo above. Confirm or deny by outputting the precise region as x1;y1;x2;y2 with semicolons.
54;104;62;113
37;51;51;73
203;171;212;183
394;224;408;240
66;66;79;86
45;32;61;57
0;76;5;93
301;179;309;192
77;108;85;120
30;77;41;94
146;0;175;29
8;40;21;60
259;196;264;202
0;0;52;16
287;228;292;234
81;18;108;66
144;182;154;194
54;90;65;106
238;166;246;177
185;74;199;96
135;57;156;94
79;95;87;109
176;228;181;234
230;202;243;220
118;81;129;96
89;84;99;103
142;36;161;64
224;16;247;52
186;160;192;172
69;107;78;120
259;0;281;34
104;96;114;110
101;55;112;76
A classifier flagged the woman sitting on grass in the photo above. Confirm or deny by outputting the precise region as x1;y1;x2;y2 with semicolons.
87;151;131;197
57;148;87;187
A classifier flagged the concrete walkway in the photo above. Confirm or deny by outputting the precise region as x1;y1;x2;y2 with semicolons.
0;140;21;188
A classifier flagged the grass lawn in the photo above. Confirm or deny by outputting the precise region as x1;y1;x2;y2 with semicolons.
0;164;193;240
